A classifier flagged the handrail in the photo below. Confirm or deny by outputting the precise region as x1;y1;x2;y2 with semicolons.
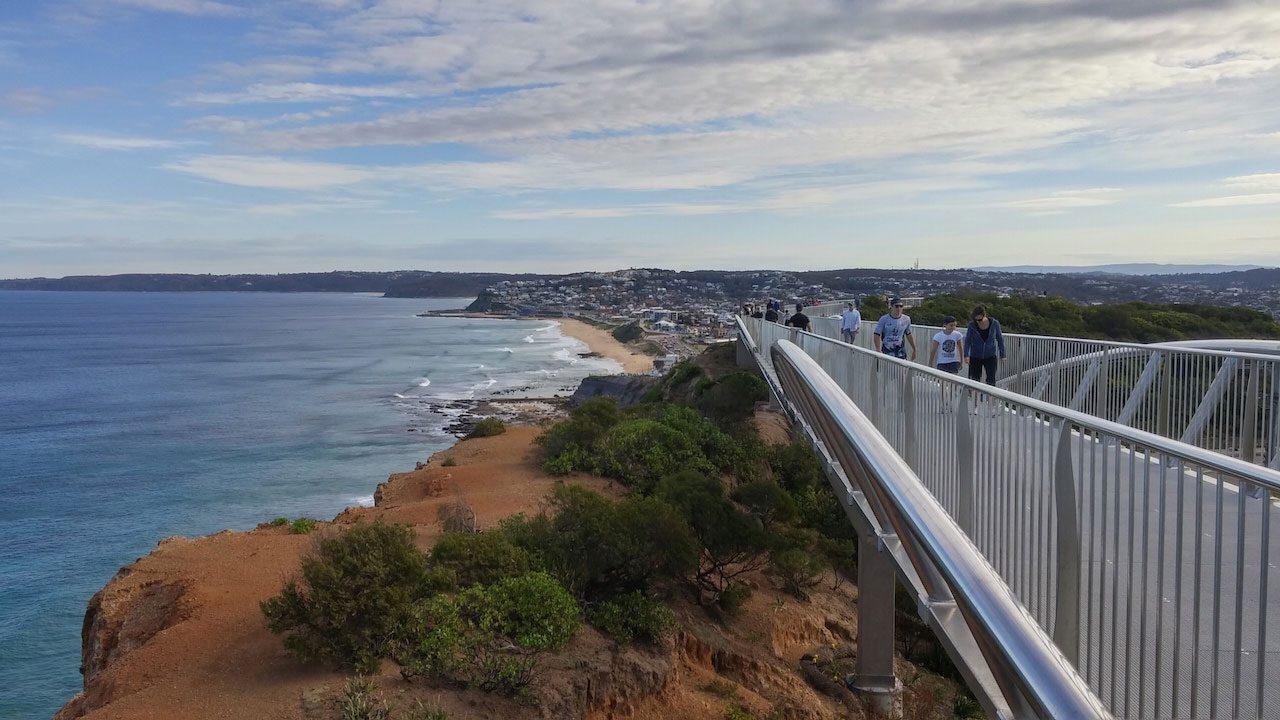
770;339;1110;718
739;315;1280;718
760;317;1280;491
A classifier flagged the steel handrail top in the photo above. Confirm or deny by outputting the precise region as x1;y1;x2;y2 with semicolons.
807;314;1280;364
771;340;1111;718
740;317;1280;492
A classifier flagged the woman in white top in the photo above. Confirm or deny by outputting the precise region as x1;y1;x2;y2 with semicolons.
929;315;965;374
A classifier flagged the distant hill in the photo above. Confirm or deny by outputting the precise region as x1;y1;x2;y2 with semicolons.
973;263;1270;276
0;271;548;297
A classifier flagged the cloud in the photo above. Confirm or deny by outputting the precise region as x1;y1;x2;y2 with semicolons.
1;88;53;113
163;154;376;189
1172;193;1280;208
1172;172;1280;207
57;133;186;150
185;82;419;105
111;0;242;17
1000;188;1125;214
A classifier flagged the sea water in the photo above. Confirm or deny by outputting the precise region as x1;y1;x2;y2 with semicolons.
0;291;620;719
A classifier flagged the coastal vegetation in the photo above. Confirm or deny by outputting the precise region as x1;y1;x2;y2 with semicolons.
863;293;1280;342
465;417;506;438
259;350;976;713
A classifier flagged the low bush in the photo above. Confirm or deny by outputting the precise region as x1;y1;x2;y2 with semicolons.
815;536;857;590
586;591;677;644
398;571;580;695
537;397;622;470
430;531;530;587
657;470;770;609
261;521;437;672
731;480;796;529
769;441;824;493
595;419;711;493
696;371;769;427
461;571;580;652
768;547;826;600
466;417;506;438
441;456;458;467
290;517;318;534
270;517;289;526
502;484;697;602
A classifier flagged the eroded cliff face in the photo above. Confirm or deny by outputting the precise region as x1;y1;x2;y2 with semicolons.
55;564;189;720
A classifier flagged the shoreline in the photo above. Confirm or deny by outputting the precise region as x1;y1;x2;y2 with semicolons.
418;310;657;375
554;318;655;374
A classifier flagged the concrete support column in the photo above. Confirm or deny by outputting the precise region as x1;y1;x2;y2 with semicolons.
852;531;903;718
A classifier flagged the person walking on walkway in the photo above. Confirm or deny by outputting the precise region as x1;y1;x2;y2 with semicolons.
873;298;916;360
840;301;861;344
785;303;811;332
930;315;964;374
964;304;1005;385
764;301;780;323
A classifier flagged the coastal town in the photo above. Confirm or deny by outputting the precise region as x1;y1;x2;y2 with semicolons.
460;266;1280;364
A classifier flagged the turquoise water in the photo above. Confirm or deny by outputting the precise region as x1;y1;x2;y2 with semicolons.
0;291;618;719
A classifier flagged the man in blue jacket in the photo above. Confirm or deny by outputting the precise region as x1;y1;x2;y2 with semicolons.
964;304;1005;385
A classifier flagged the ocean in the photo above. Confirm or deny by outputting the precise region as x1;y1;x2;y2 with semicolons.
0;291;620;719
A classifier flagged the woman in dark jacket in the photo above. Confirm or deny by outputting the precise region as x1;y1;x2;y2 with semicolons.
964;304;1005;385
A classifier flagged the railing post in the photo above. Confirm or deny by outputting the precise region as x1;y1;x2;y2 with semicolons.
853;529;904;718
1239;360;1260;465
903;371;917;472
956;391;976;536
1053;419;1081;664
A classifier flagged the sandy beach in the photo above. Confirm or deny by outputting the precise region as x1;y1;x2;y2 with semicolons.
556;318;655;374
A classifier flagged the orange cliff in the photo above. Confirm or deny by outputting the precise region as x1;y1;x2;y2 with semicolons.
54;423;967;720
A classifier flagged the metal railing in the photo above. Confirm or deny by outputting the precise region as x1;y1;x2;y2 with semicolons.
800;314;1280;468
739;316;1280;719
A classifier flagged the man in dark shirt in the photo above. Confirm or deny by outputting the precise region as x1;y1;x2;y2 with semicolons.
785;303;810;331
764;300;780;323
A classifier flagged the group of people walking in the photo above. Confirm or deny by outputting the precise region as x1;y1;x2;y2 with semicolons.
749;298;1007;385
870;299;1007;384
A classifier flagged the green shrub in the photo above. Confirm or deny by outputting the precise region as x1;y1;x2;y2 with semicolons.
260;521;437;672
502;485;697;602
270;517;289;526
587;591;677;644
596;418;711;492
430;531;530;587
340;676;390;720
768;547;826;600
769;442;824;493
289;517;318;534
466;417;506;438
441;457;458;467
642;404;759;479
724;703;754;720
815;536;857;590
397;571;580;695
696;371;769;427
538;397;622;462
395;595;467;680
611;321;643;343
461;571;580;652
657;470;770;608
731;480;797;529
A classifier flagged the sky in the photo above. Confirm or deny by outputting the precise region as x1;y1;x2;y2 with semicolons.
2;0;1280;277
